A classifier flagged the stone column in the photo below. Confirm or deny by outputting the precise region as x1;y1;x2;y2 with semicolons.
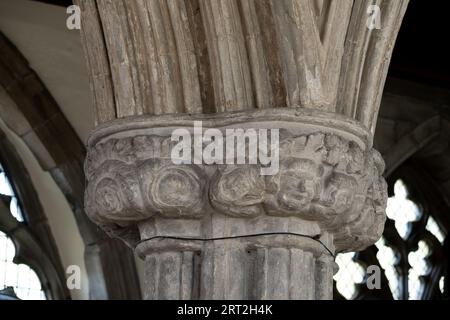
77;0;409;300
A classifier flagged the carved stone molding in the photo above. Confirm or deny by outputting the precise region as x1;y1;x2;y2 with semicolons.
78;0;409;300
85;110;386;254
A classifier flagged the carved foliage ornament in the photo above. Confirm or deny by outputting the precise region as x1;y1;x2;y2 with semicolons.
85;127;386;252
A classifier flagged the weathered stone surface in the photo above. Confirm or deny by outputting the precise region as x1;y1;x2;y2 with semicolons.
77;0;409;134
83;109;386;299
78;0;409;300
85;110;386;253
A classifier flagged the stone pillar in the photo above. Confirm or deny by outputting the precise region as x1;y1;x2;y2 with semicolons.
77;0;409;300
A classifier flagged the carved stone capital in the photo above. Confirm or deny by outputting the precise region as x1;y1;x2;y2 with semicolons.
78;0;409;300
85;109;386;252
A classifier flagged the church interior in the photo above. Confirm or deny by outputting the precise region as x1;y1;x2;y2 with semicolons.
0;0;449;301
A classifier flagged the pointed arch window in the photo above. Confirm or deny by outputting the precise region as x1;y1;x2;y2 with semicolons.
0;231;45;300
0;162;46;300
0;133;69;300
334;168;447;300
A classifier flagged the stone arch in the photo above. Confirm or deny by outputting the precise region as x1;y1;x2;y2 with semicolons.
0;31;141;299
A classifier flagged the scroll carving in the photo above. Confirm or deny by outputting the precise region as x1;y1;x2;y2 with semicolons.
85;129;386;251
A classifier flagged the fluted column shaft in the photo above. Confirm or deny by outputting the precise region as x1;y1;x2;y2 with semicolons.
78;0;409;300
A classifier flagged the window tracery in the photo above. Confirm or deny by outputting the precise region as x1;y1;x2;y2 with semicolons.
0;162;46;300
335;177;447;300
